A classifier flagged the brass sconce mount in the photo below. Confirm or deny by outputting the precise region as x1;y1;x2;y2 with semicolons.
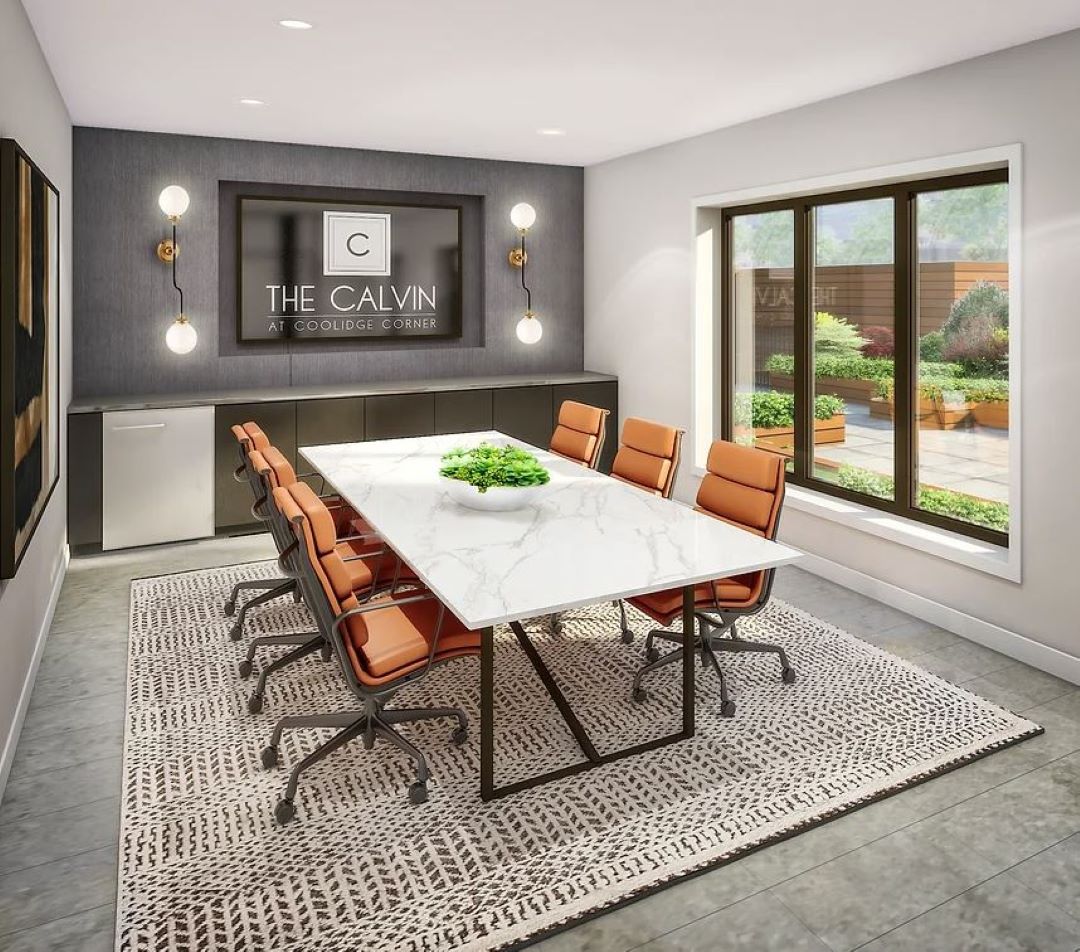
156;238;179;263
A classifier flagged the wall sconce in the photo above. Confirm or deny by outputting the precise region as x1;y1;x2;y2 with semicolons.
156;185;197;355
509;202;542;344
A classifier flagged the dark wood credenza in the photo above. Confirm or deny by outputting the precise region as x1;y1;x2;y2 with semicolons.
67;372;617;552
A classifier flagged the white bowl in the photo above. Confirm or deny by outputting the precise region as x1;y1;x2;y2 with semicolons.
440;476;547;512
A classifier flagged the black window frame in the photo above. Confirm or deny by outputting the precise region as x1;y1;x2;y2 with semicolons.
719;167;1010;547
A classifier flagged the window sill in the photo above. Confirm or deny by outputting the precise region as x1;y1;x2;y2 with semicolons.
781;484;1019;583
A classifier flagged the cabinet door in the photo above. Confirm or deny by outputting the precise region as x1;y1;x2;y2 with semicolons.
365;393;435;441
214;402;296;532
492;386;553;449
434;389;492;435
296;398;365;448
102;408;214;550
68;412;103;551
552;381;619;473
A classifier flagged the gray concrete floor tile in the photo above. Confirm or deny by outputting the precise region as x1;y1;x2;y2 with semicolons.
8;722;124;780
634;892;831;951
771;821;1002;951
0;848;116;937
961;663;1076;713
0;903;115;952
23;667;127;710
18;691;126;742
0;799;120;877
1008;833;1080;922
0;757;122;825
923;753;1080;869
858;872;1080;951
734;797;919;890
913;641;1014;680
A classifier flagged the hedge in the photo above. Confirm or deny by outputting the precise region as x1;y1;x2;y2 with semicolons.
735;391;844;429
835;466;1009;532
875;376;1009;403
764;353;964;383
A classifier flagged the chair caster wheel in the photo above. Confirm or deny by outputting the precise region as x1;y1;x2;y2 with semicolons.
409;782;429;805
632;687;648;704
646;646;661;663
620;629;634;645
260;745;279;768
293;590;303;604
720;700;736;717
274;798;296;825
451;726;468;746
224;600;235;617
238;660;253;680
782;666;797;684
248;693;264;714
229;624;242;642
320;644;333;662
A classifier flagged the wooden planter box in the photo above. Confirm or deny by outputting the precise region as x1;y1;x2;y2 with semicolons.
739;414;846;453
972;400;1009;429
769;373;878;402
933;398;974;430
869;396;936;423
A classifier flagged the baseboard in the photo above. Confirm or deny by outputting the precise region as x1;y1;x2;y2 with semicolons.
795;550;1080;687
0;543;70;802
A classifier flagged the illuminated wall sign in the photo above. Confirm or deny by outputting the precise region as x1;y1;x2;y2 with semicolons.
237;194;463;341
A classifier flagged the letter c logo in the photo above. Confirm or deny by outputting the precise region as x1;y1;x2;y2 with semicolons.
346;232;370;257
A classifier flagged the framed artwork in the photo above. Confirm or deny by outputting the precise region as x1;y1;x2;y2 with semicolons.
0;138;61;579
236;191;464;342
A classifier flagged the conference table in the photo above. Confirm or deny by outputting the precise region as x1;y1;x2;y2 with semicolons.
300;431;800;800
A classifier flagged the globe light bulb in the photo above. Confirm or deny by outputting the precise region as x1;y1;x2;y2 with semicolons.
516;312;543;345
510;202;536;231
158;185;190;220
165;315;197;355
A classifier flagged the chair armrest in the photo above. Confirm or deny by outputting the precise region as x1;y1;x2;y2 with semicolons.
332;592;439;636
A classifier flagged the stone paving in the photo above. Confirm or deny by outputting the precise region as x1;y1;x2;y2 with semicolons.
813;401;1010;503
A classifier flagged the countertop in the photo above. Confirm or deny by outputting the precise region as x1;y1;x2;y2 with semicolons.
68;371;617;414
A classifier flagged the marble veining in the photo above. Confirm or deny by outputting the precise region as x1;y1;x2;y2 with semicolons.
301;431;800;628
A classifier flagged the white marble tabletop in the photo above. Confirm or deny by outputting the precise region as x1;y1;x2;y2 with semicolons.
300;431;800;629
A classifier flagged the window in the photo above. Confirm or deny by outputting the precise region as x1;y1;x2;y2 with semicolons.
719;169;1010;546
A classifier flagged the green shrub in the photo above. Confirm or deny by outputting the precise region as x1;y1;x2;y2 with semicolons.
944;281;1008;338
440;443;551;493
919;330;946;362
876;376;1009;402
765;353;796;375
814;311;868;360
734;391;845;428
943;313;1009;378
836;466;1009;532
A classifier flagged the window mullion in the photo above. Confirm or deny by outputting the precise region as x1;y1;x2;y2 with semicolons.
793;201;811;481
893;188;914;514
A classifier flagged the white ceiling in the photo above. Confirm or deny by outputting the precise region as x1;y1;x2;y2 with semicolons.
22;0;1080;166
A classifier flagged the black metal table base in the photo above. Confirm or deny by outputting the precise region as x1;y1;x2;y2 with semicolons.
480;585;696;801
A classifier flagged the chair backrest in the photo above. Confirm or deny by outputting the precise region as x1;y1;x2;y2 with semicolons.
696;440;785;540
274;482;378;689
610;417;685;498
549;400;609;469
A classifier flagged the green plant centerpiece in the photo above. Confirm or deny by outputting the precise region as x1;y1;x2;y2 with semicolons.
439;442;552;511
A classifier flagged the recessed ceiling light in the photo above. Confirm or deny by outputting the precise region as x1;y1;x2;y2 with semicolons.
278;18;313;29
239;98;266;106
537;128;567;136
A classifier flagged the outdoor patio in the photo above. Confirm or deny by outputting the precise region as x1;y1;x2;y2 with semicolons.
818;401;1009;503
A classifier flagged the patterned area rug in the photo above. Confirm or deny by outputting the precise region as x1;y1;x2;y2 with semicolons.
118;561;1041;952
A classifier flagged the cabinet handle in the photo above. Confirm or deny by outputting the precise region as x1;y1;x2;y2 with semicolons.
111;423;167;431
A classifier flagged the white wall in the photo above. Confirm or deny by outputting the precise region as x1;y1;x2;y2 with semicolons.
585;30;1080;666
0;0;72;792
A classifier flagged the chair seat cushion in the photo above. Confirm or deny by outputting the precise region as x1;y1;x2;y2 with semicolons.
347;594;480;678
630;573;762;624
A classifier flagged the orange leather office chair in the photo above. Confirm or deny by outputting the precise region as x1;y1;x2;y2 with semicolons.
626;440;796;717
609;417;686;643
549;400;610;469
263;481;481;821
241;446;404;715
224;423;293;634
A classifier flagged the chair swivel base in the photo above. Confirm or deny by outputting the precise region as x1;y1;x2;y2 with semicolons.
261;701;469;822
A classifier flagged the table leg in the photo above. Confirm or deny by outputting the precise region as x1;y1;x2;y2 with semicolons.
480;625;494;802
682;584;695;738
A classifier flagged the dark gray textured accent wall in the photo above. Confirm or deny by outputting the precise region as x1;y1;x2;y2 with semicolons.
73;127;584;397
